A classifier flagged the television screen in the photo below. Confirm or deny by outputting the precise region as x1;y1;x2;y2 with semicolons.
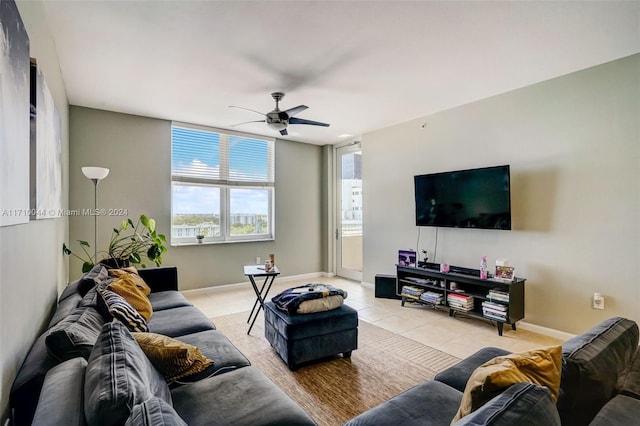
414;165;511;230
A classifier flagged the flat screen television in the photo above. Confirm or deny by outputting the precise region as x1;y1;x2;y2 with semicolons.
414;165;511;230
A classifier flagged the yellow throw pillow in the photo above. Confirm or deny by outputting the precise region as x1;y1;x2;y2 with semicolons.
108;266;151;296
132;332;214;382
107;275;153;321
451;345;562;423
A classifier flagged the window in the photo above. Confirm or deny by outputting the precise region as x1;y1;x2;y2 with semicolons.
171;123;275;244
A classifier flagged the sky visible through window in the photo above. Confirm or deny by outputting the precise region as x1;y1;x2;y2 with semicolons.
172;127;270;215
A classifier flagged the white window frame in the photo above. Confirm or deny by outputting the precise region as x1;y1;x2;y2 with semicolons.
171;122;275;245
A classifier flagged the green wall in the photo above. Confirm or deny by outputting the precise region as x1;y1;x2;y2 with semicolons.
69;107;325;289
363;54;640;334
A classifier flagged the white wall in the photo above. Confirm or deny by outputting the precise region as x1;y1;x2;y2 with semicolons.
69;107;324;289
1;1;69;418
363;54;639;334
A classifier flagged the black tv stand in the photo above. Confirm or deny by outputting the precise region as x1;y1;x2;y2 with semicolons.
396;265;525;336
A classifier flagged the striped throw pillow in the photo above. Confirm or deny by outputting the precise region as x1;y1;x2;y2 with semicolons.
98;288;149;332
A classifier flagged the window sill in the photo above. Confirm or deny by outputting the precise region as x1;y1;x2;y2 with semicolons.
171;237;274;247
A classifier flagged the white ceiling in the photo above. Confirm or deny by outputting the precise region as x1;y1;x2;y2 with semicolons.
42;1;640;145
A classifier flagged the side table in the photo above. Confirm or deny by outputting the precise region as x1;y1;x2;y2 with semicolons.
244;265;280;335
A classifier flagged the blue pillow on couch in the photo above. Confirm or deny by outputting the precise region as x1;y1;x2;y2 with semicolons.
84;321;171;426
453;382;560;426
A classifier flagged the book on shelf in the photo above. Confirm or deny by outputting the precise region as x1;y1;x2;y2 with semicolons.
420;291;443;305
401;285;425;298
482;301;507;312
484;312;508;322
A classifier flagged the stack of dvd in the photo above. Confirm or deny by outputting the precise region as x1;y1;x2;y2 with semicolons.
482;301;508;321
447;293;474;311
420;291;443;305
401;285;425;299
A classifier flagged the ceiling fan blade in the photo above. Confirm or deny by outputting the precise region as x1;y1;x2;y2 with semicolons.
279;129;288;136
289;117;330;127
228;106;266;117
231;120;266;127
283;105;308;117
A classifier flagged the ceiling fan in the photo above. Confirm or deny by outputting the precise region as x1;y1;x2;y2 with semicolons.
229;92;330;136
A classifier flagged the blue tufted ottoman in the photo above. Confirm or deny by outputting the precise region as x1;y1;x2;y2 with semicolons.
264;301;358;370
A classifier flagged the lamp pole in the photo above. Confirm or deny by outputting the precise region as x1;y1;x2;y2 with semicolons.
81;167;110;264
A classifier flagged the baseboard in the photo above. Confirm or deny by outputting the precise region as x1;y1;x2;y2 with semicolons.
361;281;374;289
518;321;576;341
181;271;331;296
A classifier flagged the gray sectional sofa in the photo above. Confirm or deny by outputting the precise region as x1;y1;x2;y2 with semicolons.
345;316;640;426
10;266;316;426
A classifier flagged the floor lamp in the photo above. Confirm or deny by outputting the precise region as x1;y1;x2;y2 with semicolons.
81;166;110;263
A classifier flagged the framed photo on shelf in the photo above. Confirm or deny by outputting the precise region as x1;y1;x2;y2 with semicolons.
495;266;515;281
398;250;416;267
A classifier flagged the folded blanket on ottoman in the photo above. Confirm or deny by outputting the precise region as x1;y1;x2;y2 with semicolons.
272;284;348;314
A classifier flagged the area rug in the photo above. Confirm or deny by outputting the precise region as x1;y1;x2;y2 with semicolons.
211;311;461;426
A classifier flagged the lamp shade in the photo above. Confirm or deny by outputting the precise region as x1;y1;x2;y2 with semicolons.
82;166;110;180
267;122;287;132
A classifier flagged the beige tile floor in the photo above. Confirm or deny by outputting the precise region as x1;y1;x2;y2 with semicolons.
184;275;563;360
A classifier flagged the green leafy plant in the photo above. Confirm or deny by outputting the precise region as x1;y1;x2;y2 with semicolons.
63;214;168;273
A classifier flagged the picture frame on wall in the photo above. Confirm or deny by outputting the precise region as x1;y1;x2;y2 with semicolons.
1;0;31;227
30;59;62;219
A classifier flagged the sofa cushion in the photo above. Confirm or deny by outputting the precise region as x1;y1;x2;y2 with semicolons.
344;380;463;426
132;332;213;382
147;306;215;338
45;306;106;361
453;382;561;426
619;347;640;399
78;264;109;296
32;357;88;426
588;394;640;426
147;291;193;311
97;288;149;332
85;322;171;426
58;279;81;303
171;366;316;426
9;334;57;426
557;317;639;425
435;347;512;392
452;345;562;422
125;397;187;426
48;292;83;329
107;274;153;320
173;329;251;382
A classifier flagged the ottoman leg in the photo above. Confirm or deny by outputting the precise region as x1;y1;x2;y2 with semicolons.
343;350;352;358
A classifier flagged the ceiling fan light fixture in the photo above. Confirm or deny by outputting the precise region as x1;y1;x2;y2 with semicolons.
267;122;287;131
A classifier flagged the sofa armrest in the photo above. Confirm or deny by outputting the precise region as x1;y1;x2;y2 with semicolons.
138;267;178;293
434;347;511;392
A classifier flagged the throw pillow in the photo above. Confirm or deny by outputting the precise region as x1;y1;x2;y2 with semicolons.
125;397;187;426
297;295;344;314
132;332;214;382
97;288;149;332
451;345;562;423
107;275;153;320
45;306;106;361
453;382;561;426
78;264;109;296
109;267;152;296
84;322;171;426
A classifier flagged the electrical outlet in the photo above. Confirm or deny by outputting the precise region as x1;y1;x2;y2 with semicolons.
256;256;261;265
593;293;605;310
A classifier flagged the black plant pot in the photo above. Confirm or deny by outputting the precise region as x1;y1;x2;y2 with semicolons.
99;258;130;269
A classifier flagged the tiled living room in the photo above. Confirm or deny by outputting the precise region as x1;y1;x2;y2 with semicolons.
2;1;639;426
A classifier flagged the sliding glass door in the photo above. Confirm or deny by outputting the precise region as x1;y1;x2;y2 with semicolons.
336;145;362;281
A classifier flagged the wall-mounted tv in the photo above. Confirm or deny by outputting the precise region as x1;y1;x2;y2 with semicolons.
414;165;511;230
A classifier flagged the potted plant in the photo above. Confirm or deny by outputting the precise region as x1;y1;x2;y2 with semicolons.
63;214;168;273
195;228;208;244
